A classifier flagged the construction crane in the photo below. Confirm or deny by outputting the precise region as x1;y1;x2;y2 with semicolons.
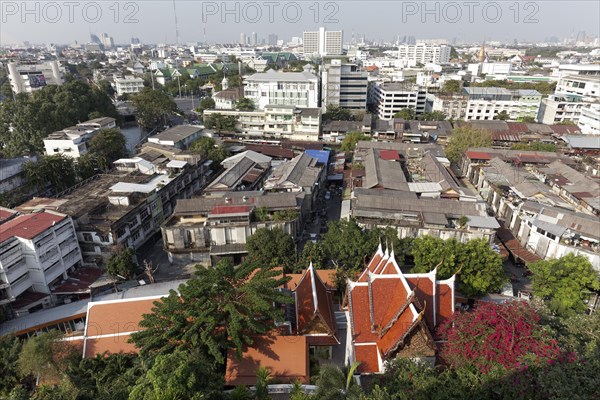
172;0;180;45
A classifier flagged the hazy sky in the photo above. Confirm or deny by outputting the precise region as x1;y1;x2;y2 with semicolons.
1;1;599;45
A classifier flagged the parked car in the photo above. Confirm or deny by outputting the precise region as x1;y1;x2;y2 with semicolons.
324;191;331;200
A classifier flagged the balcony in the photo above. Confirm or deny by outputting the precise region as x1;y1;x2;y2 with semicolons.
4;258;27;282
10;273;33;298
0;246;22;267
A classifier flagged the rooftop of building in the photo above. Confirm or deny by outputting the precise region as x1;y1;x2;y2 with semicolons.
245;69;318;82
0;211;67;243
150;125;204;143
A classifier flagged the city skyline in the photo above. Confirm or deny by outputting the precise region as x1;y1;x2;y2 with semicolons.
1;1;599;46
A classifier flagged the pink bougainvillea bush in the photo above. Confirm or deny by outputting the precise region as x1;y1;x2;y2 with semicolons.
438;301;562;373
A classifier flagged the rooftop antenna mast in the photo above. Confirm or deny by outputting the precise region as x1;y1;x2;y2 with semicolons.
172;0;180;45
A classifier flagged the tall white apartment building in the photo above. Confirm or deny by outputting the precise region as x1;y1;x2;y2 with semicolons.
44;117;117;158
384;44;451;65
556;75;600;98
0;211;83;315
578;104;600;135
303;27;343;56
321;60;368;111
370;82;428;120
7;61;64;94
463;88;542;122
243;70;319;110
538;94;588;125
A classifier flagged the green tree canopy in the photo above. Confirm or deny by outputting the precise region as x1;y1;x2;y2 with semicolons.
22;154;78;194
314;362;363;400
393;107;415;120
442;79;462;94
494;110;510;121
235;97;255;111
0;335;22;395
529;254;599;316
88;128;128;169
106;247;137;279
445;126;492;163
17;330;79;383
202;113;237;132
189;136;231;169
511;142;557;152
322;218;378;275
196;97;215;114
131;88;177;130
410;237;506;297
246;227;296;270
296;241;327;272
324;105;354;121
129;259;291;364
341;132;370;152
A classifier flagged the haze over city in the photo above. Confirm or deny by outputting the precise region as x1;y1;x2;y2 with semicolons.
1;0;599;45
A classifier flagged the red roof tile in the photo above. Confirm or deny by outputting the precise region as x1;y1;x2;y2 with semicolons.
355;345;380;373
406;275;436;331
209;205;253;215
465;151;492;160
295;267;337;341
0;212;66;242
379;150;400;161
0;208;17;224
436;282;454;327
225;335;309;385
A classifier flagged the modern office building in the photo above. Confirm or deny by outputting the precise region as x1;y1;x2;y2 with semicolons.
370;82;428;120
321;60;368;111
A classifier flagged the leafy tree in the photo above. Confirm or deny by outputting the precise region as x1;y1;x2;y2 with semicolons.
511;142;557;152
442;79;462;94
0;335;22;395
202;113;238;132
23;154;78;194
494;110;510;121
341;132;370;152
445;126;492;163
296;241;327;272
131;88;177;130
529;254;599;316
520;116;536;123
97;79;115;98
246;227;296;270
439;301;561;374
393;107;415;120
314;362;362;400
106;247;137;279
189;136;231;169
324;105;355;122
18;330;79;383
254;366;271;400
129;259;291;364
410;237;506;297
418;111;446;121
88;128;128;169
235;97;255;111
196;97;215;114
75;153;102;181
128;349;219;400
322;218;378;274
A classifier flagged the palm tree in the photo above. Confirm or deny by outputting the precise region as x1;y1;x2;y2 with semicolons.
254;366;271;400
314;362;362;400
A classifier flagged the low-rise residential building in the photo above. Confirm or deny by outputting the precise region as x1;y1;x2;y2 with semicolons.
114;76;145;96
461;152;600;269
147;125;204;149
0;210;83;315
16;154;211;265
431;93;469;120
205;151;272;195
349;142;499;242
162;191;304;265
203;106;322;141
370;82;428;120
537;94;589;125
0;157;38;204
578;103;600;135
556;75;600;98
43;117;117;158
243;70;320;110
321;115;372;142
463;88;542;122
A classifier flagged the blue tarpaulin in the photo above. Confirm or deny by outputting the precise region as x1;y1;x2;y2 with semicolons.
305;149;330;165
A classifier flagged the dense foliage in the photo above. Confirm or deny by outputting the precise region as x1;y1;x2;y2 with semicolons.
340;132;370;151
106;247;137;279
246;227;296;270
511;142;557;152
410;236;506;296
202;113;238;132
529;254;599;316
131;88;178;130
189;136;230;168
445;126;493;163
0;81;118;157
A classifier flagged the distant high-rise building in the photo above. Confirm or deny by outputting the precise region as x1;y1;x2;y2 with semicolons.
240;33;247;45
407;36;416;45
90;34;101;44
131;37;140;45
251;32;258;46
100;33;114;48
268;34;278;46
303;27;343;56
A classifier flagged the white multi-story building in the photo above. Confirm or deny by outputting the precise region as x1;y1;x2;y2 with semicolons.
463;88;542;122
551;64;600;78
0;211;83;314
7;61;64;94
578;103;600;135
556;75;600;98
114;77;145;97
43;117;117;158
431;94;470;120
383;44;451;66
203;105;322;141
538;94;588;125
303;27;343;56
244;70;319;110
321;59;368;111
369;82;427;120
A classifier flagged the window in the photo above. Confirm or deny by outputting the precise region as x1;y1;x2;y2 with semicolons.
83;233;93;242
